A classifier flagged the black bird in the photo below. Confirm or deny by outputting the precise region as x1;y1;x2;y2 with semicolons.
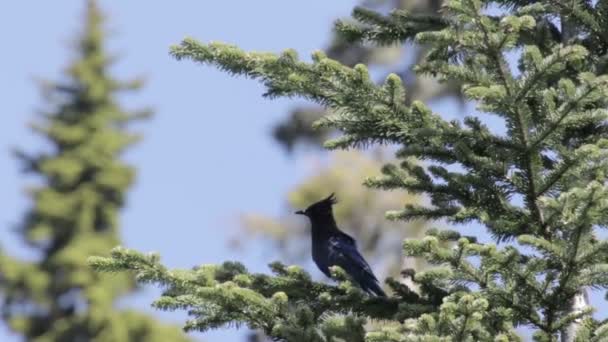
295;193;386;297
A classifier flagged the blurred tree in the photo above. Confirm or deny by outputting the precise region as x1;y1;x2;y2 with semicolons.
0;1;189;341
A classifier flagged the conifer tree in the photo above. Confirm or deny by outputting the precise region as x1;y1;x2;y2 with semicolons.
0;1;188;341
240;5;446;338
274;0;458;151
237;0;451;288
90;0;608;341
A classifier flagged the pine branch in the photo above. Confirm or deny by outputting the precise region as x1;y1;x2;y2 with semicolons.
88;247;439;339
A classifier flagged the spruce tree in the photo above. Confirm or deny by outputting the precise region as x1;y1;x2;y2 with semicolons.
238;0;452;289
0;1;188;341
240;6;443;340
273;0;459;151
90;0;608;341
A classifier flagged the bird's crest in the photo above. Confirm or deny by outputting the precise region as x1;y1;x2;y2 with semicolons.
299;193;338;216
323;193;338;205
314;193;337;209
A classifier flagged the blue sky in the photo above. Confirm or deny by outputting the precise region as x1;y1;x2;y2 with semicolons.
0;1;358;341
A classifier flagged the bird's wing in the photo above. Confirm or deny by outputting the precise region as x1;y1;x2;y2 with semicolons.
327;234;380;285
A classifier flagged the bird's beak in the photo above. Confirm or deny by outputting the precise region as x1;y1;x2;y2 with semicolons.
295;210;305;215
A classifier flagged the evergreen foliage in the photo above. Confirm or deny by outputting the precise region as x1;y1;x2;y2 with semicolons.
239;1;450;291
273;0;458;151
0;1;188;341
240;4;448;337
91;0;608;341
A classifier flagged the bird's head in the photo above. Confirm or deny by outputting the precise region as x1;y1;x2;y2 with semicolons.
295;193;337;219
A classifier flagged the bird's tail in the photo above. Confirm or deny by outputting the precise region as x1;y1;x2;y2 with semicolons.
369;281;387;297
361;279;386;297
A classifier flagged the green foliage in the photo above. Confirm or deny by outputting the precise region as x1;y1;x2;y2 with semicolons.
90;246;442;339
242;4;448;338
273;0;460;151
0;1;187;341
94;0;608;341
335;6;447;46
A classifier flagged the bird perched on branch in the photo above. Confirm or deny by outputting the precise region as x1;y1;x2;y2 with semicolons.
295;193;386;297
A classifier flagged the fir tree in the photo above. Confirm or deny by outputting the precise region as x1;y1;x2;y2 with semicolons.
0;1;188;341
273;0;460;151
90;0;608;341
240;5;446;340
237;8;465;341
237;0;452;297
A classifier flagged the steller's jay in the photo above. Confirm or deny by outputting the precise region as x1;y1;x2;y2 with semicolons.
295;193;386;297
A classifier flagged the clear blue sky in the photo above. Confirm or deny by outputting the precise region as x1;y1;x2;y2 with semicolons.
0;1;357;341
